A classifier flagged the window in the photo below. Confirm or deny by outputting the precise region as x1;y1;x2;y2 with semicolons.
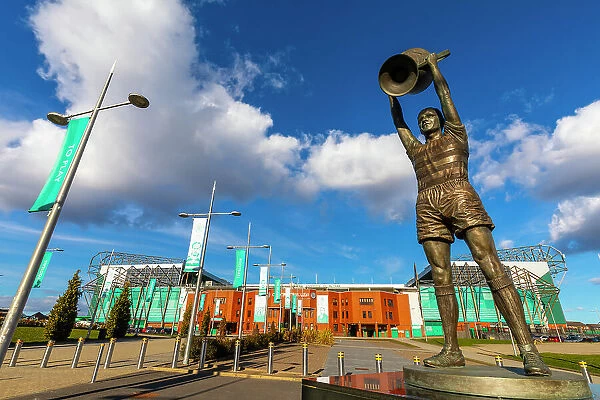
368;311;372;318
333;311;338;318
236;310;240;316
388;311;393;319
237;298;241;304
388;299;393;307
359;298;374;305
362;311;367;318
332;299;338;306
248;298;253;305
333;324;338;332
345;311;349;318
214;297;226;304
247;310;251;317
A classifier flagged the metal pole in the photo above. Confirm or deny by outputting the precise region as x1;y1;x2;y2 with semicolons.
289;275;293;329
171;336;181;368
171;294;181;336
233;339;241;371
267;342;274;374
90;344;105;383
8;339;23;367
337;351;345;376
375;353;383;373
302;343;309;376
264;247;271;333
238;222;252;339
137;338;148;369
199;337;208;370
71;337;85;368
0;63;117;365
278;264;284;332
579;361;593;384
495;355;504;367
40;340;55;368
183;181;216;365
104;338;116;369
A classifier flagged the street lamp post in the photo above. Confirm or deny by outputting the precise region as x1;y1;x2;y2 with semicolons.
227;227;269;339
289;274;297;330
179;181;241;365
0;62;148;366
253;261;286;333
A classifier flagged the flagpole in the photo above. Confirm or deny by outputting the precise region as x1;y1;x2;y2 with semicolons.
0;63;117;366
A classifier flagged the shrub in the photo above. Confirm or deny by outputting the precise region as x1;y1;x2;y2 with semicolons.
179;307;192;337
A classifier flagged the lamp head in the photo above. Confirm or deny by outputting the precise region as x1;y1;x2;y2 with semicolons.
262;245;270;248
178;212;189;218
230;211;242;216
226;246;234;249
128;93;150;108
47;112;69;126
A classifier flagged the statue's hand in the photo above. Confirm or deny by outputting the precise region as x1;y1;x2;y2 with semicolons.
388;95;405;128
426;52;439;68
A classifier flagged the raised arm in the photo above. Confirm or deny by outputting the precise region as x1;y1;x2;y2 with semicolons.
389;95;420;152
427;53;461;125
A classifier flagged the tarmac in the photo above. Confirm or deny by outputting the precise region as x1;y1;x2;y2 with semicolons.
0;335;598;399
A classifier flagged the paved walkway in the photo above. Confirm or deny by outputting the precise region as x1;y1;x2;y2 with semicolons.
1;335;598;398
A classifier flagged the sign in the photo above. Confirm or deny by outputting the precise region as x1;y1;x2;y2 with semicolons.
284;287;291;309
259;266;268;296
233;249;245;288
146;278;157;302
317;295;329;323
292;294;297;313
199;293;206;311
214;298;221;316
273;279;281;304
297;299;303;316
29;117;90;212
254;295;266;322
184;218;208;272
33;251;53;288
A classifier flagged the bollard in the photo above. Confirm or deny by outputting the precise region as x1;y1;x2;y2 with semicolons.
337;351;345;376
232;339;241;372
413;356;420;366
375;353;383;373
40;340;55;368
137;338;148;369
9;339;24;367
579;361;593;384
90;343;105;383
171;336;181;369
267;342;274;375
302;343;309;377
199;337;208;370
71;337;85;368
495;355;504;367
104;338;116;369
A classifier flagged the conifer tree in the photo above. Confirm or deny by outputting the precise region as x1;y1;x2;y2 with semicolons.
200;308;211;335
179;306;192;336
106;283;132;338
217;316;227;337
44;270;82;341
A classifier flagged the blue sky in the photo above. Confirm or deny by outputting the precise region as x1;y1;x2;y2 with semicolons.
0;0;599;323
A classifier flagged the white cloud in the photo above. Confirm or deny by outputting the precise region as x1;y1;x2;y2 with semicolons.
589;277;600;285
549;196;600;251
498;239;514;249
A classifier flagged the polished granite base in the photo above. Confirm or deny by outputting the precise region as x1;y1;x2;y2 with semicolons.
302;367;596;400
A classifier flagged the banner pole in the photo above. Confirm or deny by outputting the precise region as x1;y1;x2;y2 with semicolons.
182;181;216;365
0;62;116;366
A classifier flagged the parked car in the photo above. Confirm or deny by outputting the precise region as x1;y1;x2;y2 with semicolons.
564;334;583;342
547;336;560;342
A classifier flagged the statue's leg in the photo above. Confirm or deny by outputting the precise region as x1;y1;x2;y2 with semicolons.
422;240;465;368
464;226;551;376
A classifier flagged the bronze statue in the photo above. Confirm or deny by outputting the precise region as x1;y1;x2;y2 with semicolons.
387;51;551;376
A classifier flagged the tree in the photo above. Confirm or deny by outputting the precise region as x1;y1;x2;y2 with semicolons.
105;283;132;338
44;270;82;341
200;308;211;335
179;306;192;336
217;317;228;337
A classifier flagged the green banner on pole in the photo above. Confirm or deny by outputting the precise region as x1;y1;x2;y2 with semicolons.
233;249;245;288
29;117;90;212
292;294;297;313
146;278;157;302
199;293;206;311
33;251;53;288
259;266;268;296
184;218;208;272
273;279;281;304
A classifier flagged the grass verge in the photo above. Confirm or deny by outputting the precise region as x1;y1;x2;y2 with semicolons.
415;338;513;347
504;353;600;375
11;327;100;345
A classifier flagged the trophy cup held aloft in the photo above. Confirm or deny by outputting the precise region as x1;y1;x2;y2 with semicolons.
378;48;450;96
